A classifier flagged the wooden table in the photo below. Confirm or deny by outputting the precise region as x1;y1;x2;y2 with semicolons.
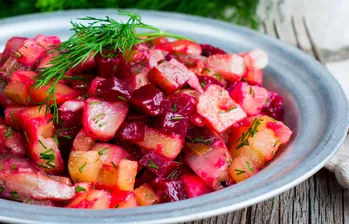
183;17;349;224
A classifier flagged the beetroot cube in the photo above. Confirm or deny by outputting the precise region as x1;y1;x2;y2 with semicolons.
95;52;120;79
15;40;46;67
198;76;224;91
139;151;180;178
200;44;226;57
168;93;196;116
130;84;170;116
189;112;206;127
180;174;211;198
262;91;284;120
118;121;145;142
155;112;188;137
152;178;187;202
126;110;149;122
114;140;143;161
0;37;27;66
135;169;156;188
94;77;133;101
70;74;96;92
58;100;85;131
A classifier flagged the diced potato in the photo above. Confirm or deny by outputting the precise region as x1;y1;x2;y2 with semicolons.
134;184;159;206
116;159;138;191
197;84;247;133
228;156;258;182
68;151;102;183
135;126;183;159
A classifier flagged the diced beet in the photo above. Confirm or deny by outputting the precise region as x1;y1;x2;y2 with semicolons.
224;80;239;93
155;40;201;56
34;35;60;49
0;57;30;81
262;91;284;120
130;84;170;116
70;74;96;92
14;40;46;67
95;51;121;78
115;54;134;81
198;76;224;91
114;140;143;161
180;173;211;198
230;82;269;116
82;98;128;141
189;112;206;127
58;99;85;130
4;106;28;130
168;92;196;116
139;151;180;178
93;77;133;101
0;37;27;66
88;77;105;96
118;121;145;142
152;178;187;202
126;109;149;122
135;169;156;188
73;53;96;74
200;44;226;57
148;59;193;94
154;112;189;137
206;54;245;82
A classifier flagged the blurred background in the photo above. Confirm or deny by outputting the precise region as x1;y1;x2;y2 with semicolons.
0;0;348;94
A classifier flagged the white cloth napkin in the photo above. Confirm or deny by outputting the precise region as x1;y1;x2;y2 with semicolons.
325;61;349;188
325;136;349;188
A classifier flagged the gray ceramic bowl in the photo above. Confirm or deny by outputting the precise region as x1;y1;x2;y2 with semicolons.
0;9;348;224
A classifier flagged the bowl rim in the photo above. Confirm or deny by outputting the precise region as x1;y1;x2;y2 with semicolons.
0;9;348;224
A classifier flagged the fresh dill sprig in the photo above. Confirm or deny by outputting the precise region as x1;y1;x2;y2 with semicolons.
33;9;186;123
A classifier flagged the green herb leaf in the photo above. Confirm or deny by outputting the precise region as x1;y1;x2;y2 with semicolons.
172;115;184;121
172;103;177;112
75;186;86;192
4;126;13;138
235;169;246;175
10;191;20;199
200;81;206;89
79;163;87;173
111;162;118;170
0;187;4;194
10;164;17;170
98;147;108;156
147;160;159;169
246;161;254;172
117;96;128;101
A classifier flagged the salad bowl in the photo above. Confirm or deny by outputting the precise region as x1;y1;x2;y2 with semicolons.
0;9;348;224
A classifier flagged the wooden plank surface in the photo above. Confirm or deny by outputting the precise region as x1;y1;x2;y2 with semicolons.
183;17;349;224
